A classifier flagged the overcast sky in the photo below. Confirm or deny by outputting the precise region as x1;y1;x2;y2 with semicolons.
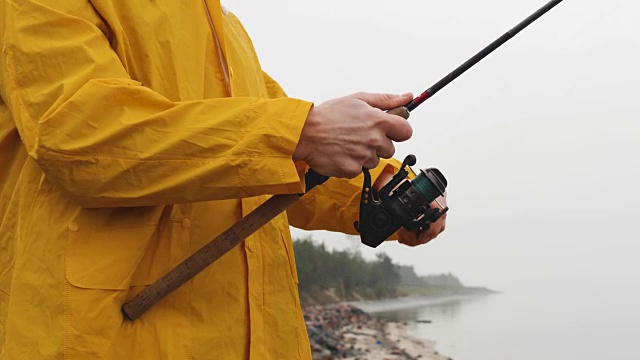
228;0;640;291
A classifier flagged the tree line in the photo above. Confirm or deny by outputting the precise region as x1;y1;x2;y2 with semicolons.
293;237;489;304
293;237;407;302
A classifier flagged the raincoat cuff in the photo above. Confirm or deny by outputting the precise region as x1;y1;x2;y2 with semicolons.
273;98;313;190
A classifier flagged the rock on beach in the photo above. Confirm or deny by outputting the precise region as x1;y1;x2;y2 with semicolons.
304;304;451;360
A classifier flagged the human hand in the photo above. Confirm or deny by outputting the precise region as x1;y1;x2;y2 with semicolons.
292;92;414;178
396;193;447;247
374;171;447;247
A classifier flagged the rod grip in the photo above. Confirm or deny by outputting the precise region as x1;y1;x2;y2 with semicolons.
304;169;329;192
387;106;411;120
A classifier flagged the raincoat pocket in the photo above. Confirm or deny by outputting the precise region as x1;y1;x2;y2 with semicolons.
66;225;157;290
64;219;191;359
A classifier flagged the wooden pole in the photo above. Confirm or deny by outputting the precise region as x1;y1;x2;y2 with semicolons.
122;193;302;320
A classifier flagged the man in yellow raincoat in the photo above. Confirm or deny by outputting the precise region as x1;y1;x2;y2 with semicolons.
0;1;446;359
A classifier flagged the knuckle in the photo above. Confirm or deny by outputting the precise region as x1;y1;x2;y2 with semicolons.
377;146;394;159
352;92;368;101
366;133;382;148
405;124;414;138
370;107;386;121
384;142;396;158
364;154;380;169
347;168;362;178
341;163;362;178
378;113;395;126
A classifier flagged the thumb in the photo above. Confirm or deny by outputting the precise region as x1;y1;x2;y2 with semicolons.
355;92;413;110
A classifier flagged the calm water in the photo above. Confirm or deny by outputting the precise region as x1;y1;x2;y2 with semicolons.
355;279;640;360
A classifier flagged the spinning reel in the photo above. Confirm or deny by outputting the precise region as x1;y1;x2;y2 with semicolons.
354;155;449;248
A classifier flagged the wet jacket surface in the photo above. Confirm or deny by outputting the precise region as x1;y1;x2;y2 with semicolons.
0;1;398;359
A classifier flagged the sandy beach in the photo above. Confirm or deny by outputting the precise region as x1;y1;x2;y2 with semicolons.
305;304;451;360
342;321;450;360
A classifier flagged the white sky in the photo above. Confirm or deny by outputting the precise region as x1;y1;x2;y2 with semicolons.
228;0;640;291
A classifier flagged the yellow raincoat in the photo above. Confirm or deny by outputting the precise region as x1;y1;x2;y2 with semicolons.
0;1;400;359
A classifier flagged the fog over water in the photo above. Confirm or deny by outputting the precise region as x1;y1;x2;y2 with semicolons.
229;1;640;356
361;279;640;359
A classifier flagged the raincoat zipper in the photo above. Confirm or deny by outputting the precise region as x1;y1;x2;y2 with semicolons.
203;0;231;96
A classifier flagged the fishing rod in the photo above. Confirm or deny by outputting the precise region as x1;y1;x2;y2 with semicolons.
388;0;564;119
325;0;565;247
122;0;564;320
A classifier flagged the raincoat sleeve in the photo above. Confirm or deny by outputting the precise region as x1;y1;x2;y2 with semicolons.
0;1;311;208
286;160;403;234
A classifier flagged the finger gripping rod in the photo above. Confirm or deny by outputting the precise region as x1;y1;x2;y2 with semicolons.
122;0;563;320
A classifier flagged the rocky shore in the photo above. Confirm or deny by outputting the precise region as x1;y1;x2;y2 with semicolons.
304;304;451;360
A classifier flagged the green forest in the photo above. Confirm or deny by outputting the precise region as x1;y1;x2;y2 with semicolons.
292;237;479;305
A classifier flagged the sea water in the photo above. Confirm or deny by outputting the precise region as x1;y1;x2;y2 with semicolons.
356;277;640;360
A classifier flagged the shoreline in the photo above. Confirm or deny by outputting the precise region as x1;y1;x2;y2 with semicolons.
305;304;451;360
349;292;487;314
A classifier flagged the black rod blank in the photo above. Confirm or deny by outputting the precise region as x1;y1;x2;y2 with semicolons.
406;0;564;111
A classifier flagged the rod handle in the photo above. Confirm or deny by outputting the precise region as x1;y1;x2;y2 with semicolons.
122;193;302;320
304;169;329;192
387;106;411;120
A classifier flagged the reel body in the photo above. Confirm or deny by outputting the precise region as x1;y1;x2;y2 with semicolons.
354;155;448;248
